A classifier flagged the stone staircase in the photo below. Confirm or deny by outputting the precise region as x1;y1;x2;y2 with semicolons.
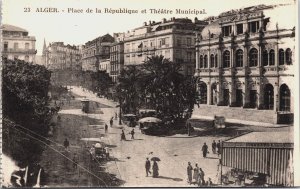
192;104;276;124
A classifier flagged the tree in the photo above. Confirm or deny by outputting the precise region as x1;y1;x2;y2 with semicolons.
117;55;197;128
2;58;54;164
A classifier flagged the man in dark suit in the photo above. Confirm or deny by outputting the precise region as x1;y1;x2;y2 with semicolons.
145;158;151;176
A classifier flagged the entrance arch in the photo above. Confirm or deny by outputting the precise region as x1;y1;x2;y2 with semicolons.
264;84;274;110
198;82;207;104
279;84;291;112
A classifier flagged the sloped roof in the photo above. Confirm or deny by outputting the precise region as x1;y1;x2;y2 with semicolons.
1;24;28;33
225;132;293;144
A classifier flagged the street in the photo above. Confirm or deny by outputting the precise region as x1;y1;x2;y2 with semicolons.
40;86;292;187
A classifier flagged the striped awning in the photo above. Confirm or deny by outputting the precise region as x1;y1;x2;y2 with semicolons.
222;132;294;186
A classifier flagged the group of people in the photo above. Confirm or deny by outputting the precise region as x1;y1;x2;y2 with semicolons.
120;129;135;141
201;140;222;158
145;158;159;178
187;162;212;186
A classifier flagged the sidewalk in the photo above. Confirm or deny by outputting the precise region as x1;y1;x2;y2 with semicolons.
191;114;292;128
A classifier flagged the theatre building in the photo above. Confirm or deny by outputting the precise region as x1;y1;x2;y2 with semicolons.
194;4;295;124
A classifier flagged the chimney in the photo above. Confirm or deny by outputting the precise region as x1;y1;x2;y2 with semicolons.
194;17;198;23
144;22;147;26
162;18;167;23
149;20;152;25
152;21;155;24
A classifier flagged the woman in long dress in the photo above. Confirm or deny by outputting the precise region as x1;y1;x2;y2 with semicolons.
152;161;159;178
193;163;200;184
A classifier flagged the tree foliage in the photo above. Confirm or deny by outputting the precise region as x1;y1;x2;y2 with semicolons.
117;55;197;127
2;58;53;164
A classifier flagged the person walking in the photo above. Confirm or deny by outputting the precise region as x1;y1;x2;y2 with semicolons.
199;168;205;185
105;124;108;133
110;117;113;127
187;162;193;184
121;130;126;141
212;140;217;154
202;142;209;158
145;158;151;177
193;163;200;184
217;140;221;156
130;129;135;139
152;161;159;178
64;138;70;151
72;153;78;169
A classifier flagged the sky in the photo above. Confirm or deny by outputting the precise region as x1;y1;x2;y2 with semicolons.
2;0;296;55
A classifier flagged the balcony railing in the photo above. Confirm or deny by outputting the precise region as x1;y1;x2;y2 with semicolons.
3;48;37;54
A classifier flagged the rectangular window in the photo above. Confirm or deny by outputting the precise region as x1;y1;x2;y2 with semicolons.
222;26;232;37
161;38;165;45
248;21;259;33
25;43;30;50
236;24;243;35
177;38;181;47
187;52;192;62
14;42;18;50
4;42;8;51
187;38;192;46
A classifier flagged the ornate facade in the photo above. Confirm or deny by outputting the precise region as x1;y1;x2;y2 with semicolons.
194;4;295;123
2;24;37;63
110;33;125;83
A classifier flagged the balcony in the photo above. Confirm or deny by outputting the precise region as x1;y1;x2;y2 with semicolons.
2;48;37;54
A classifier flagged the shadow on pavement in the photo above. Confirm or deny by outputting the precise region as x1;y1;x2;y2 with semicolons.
157;176;183;182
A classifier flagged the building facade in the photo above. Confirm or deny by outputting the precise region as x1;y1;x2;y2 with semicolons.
123;18;207;76
44;42;82;70
1;24;37;63
110;33;125;83
81;34;114;71
194;4;295;124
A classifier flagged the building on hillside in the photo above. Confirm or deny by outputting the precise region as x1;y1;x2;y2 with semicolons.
110;33;125;83
81;34;114;71
123;17;207;76
44;41;82;70
194;4;295;124
1;24;37;63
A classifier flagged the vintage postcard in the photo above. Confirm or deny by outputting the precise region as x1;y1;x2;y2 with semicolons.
1;0;299;187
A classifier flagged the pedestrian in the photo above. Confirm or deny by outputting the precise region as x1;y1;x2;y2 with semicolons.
207;177;213;186
64;138;70;150
104;147;110;160
217;140;221;156
72;153;78;169
187;162;193;184
110;117;113;127
115;112;118;120
130;129;135;139
186;121;192;136
152;161;159;178
121;130;126;141
201;142;209;158
145;158;151;177
105;124;108;133
193;163;200;184
212;140;217;154
199;168;205;185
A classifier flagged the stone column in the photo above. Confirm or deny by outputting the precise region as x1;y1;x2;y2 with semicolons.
257;46;264;109
243;45;249;107
207;82;211;105
218;49;223;105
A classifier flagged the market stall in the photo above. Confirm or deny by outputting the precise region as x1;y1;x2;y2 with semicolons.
221;132;293;186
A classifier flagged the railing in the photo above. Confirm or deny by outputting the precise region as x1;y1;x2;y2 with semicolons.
3;48;36;54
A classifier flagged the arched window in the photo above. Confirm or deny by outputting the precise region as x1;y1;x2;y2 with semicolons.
286;48;292;65
204;55;208;68
223;50;230;68
210;54;215;68
215;54;218;68
279;49;285;65
269;50;275;66
262;50;268;66
249;48;258;67
200;55;203;68
280;84;291;112
236;49;243;67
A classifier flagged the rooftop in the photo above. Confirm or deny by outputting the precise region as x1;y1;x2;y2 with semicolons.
1;24;28;33
225;131;293;144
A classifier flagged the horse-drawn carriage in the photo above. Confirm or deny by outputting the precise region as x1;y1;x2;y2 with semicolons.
90;143;109;161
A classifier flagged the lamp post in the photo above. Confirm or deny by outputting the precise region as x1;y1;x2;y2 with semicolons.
119;97;122;125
